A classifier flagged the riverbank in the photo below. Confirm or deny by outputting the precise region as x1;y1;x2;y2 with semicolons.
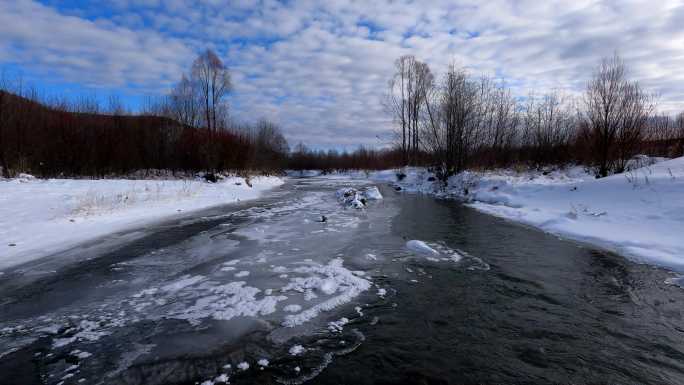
0;175;284;270
324;156;684;273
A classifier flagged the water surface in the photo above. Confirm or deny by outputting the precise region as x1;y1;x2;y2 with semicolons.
1;177;683;385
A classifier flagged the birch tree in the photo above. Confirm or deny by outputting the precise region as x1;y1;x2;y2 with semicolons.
191;49;232;131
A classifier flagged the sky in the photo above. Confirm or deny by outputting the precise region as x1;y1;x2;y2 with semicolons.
1;0;684;150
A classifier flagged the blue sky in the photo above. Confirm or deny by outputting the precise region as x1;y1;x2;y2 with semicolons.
2;0;684;149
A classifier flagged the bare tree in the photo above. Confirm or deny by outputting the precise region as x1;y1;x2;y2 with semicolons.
386;57;409;164
192;49;232;131
169;74;201;127
677;112;684;156
582;54;653;177
422;65;490;176
0;73;9;177
251;119;289;171
522;91;577;166
486;82;520;166
107;94;127;116
386;55;433;165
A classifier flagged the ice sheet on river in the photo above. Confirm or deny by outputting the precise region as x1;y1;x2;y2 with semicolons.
0;177;489;384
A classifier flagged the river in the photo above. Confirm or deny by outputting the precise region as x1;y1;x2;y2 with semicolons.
2;176;684;385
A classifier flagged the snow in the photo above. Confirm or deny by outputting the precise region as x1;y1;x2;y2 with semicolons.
335;185;383;209
0;176;283;269
257;358;269;367
237;361;250;371
361;157;684;272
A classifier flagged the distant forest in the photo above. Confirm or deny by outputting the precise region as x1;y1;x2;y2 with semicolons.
1;51;682;179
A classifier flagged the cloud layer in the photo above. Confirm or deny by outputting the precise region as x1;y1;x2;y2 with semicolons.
2;0;684;148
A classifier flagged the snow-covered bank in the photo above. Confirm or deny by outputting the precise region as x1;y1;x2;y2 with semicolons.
0;176;283;270
333;158;684;272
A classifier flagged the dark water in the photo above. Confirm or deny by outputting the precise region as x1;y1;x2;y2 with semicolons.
315;193;684;385
2;177;684;385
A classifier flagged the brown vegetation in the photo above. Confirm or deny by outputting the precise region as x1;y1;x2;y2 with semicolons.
0;49;288;178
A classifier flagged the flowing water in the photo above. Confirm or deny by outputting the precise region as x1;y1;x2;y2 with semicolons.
2;176;684;385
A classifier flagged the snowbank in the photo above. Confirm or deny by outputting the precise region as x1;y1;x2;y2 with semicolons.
351;158;684;272
0;176;283;270
466;158;684;271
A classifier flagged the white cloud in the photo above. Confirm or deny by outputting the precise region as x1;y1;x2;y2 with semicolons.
1;0;684;148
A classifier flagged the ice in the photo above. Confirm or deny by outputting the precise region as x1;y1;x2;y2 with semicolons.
237;361;250;371
38;324;61;335
70;350;92;359
328;317;349;333
280;258;372;327
257;358;269;367
289;345;306;356
284;304;302;313
234;271;250;278
51;319;113;348
406;240;439;256
161;275;205;293
362;186;383;200
170;281;288;324
200;373;230;385
319;278;338;295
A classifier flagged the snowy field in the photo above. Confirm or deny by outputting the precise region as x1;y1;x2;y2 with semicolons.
0;175;283;270
324;156;684;273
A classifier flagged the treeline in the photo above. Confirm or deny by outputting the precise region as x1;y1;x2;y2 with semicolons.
2;51;683;179
287;143;403;171
385;54;684;178
0;49;288;178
